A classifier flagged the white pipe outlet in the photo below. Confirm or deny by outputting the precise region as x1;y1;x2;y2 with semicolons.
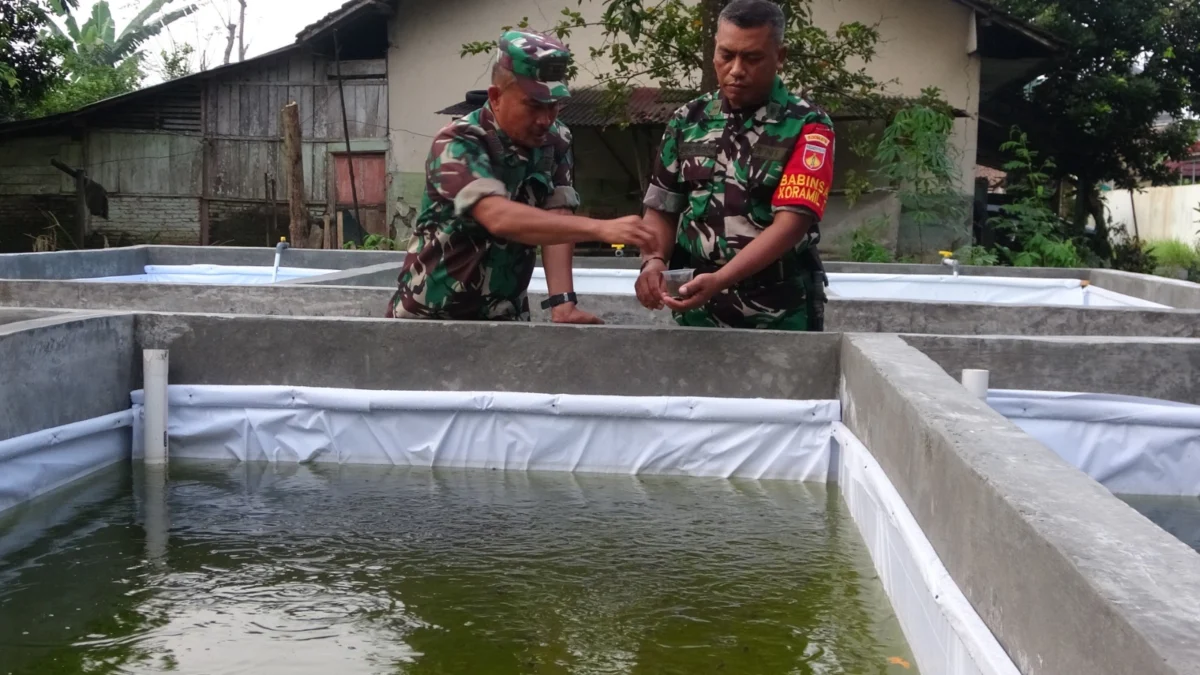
962;369;990;401
143;349;169;464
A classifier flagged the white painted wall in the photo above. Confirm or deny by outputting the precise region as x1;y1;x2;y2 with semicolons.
1105;185;1200;242
388;0;981;192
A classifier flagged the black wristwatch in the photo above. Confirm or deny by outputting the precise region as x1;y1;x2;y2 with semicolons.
540;292;578;310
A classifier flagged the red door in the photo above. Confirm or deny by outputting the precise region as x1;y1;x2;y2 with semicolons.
334;153;388;236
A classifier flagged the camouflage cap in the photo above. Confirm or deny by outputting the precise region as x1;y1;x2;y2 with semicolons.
497;30;572;103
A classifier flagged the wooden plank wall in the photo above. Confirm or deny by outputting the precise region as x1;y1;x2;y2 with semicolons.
85;132;203;197
205;49;388;204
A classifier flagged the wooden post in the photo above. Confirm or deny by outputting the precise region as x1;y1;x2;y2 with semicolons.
323;214;331;249
75;170;89;248
337;211;345;249
333;30;363;229
281;101;308;247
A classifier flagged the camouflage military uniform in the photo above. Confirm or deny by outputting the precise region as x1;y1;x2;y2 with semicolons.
644;76;835;331
389;31;576;321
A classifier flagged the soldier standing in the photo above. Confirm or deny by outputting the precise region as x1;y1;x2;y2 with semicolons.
389;31;656;323
635;0;833;331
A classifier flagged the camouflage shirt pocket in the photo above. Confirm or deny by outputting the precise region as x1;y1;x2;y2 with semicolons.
750;143;789;190
679;142;717;185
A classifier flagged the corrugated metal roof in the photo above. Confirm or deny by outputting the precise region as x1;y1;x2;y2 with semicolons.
436;87;694;127
436;87;968;127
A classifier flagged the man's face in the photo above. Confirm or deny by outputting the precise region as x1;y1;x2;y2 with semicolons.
488;80;560;148
714;20;786;110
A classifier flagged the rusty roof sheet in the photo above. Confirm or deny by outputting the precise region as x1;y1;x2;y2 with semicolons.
436;87;695;127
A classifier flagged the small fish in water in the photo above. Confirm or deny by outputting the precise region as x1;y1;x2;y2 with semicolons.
888;656;912;669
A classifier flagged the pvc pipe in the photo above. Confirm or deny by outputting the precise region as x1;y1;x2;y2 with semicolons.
142;463;169;566
962;369;990;400
272;239;289;283
143;349;169;465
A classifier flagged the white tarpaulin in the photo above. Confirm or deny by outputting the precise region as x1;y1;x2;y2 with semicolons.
82;264;337;285
528;267;639;296
989;390;1200;496
826;274;1168;308
130;385;840;480
835;425;1020;675
528;269;1168;308
0;410;132;515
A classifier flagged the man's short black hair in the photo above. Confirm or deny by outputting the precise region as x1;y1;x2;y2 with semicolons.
719;0;786;45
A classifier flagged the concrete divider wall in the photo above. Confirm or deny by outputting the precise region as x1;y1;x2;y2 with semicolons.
839;333;1200;675
133;314;841;399
0;314;136;441
904;334;1200;405
0;247;146;280
145;245;404;270
287;262;405;287
0;280;390;317
7;279;1200;337
1090;269;1200;310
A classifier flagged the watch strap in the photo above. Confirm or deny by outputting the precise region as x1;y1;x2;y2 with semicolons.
540;292;579;310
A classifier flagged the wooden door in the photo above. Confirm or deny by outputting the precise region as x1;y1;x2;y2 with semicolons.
334;152;388;236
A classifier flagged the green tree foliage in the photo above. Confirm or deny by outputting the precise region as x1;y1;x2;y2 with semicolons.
995;0;1200;248
159;42;193;80
463;0;886;121
47;0;197;68
0;0;73;121
872;90;970;251
29;0;198;116
991;128;1083;268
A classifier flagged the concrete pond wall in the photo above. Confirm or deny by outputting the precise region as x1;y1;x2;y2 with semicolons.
2;313;1200;675
6;279;1200;338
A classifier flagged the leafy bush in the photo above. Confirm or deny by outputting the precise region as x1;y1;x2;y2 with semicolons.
873;95;970;251
849;229;894;263
991;128;1083;268
1108;224;1156;275
954;245;999;267
344;234;400;251
1146;239;1197;268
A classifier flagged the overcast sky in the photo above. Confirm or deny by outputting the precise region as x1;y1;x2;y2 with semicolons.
68;0;336;84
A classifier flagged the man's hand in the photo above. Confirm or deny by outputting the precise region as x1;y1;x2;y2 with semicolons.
662;272;727;312
551;303;604;325
636;258;668;310
592;215;657;252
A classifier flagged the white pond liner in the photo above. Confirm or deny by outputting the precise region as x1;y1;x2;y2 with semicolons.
0;409;132;514
528;268;1168;308
0;384;1024;675
81;264;338;285
990;389;1200;496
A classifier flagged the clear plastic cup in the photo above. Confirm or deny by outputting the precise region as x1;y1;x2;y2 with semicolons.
662;268;695;298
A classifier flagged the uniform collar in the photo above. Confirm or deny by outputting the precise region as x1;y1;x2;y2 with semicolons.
712;76;789;123
479;103;531;162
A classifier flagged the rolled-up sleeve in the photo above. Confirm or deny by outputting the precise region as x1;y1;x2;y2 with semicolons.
426;131;507;217
642;111;687;214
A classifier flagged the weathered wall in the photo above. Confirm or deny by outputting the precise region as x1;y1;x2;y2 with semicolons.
839;333;1200;675
133;313;841;399
0;314;136;441
904;334;1200;405
1104;184;1200;243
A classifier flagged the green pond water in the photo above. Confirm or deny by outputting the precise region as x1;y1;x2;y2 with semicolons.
0;462;918;675
1120;494;1200;553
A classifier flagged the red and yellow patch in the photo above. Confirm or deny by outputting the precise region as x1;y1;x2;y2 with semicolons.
772;123;835;219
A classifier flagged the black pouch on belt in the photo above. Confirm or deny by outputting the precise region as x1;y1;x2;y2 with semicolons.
800;247;829;332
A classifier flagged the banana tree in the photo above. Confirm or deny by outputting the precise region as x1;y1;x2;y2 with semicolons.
46;0;198;69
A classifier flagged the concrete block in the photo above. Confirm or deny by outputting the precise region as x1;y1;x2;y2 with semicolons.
839;333;1200;675
0;314;136;441
133;314;841;400
903;334;1200;404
